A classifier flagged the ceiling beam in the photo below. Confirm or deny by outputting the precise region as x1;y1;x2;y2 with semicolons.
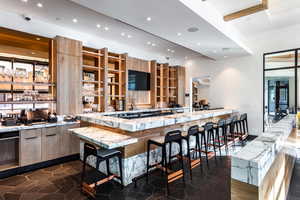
223;0;268;22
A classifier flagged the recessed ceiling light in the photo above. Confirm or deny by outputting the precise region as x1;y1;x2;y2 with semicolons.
147;41;151;45
197;42;201;46
171;50;175;53
167;49;170;52
36;37;41;41
104;27;109;31
224;56;228;58
152;43;156;46
187;27;199;32
37;2;43;8
72;18;78;23
127;35;132;38
121;32;125;36
21;0;28;2
177;32;182;36
96;24;101;28
146;17;151;21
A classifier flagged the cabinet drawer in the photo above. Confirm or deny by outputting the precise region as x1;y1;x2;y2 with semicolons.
42;127;60;161
20;129;42;166
21;129;41;140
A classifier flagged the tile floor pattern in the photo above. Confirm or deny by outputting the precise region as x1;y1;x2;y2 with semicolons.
0;142;298;200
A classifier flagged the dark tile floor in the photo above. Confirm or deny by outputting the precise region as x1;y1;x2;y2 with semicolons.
1;154;299;200
0;156;231;200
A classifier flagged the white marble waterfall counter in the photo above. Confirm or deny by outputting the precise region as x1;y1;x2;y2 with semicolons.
77;108;236;132
231;115;295;187
70;127;138;149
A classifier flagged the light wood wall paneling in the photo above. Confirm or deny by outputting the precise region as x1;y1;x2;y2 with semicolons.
163;63;169;105
55;36;82;115
122;53;129;110
100;48;108;112
150;60;157;108
127;57;151;108
176;66;186;106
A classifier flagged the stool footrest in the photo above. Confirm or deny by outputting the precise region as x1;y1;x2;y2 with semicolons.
168;169;184;183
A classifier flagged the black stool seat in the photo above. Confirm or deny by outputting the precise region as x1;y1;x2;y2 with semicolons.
97;149;121;158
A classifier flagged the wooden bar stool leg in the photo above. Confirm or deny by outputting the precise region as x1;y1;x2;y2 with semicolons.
196;135;203;172
186;137;192;180
118;154;124;189
81;153;88;185
168;142;172;170
146;141;151;183
179;141;185;183
162;145;169;195
106;159;110;176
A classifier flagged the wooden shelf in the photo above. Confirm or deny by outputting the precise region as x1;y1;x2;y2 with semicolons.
82;80;99;84
82;50;103;57
108;69;125;74
0;100;56;104
0;81;54;86
82;65;100;71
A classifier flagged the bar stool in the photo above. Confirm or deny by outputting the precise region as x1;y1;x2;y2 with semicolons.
198;122;215;168
146;130;185;195
226;116;240;146
204;122;218;160
182;125;202;180
213;118;227;155
236;113;248;144
81;143;123;198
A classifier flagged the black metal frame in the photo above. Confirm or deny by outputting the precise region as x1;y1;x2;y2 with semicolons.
263;48;299;131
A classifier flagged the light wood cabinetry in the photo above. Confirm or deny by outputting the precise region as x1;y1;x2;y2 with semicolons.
55;36;83;115
18;123;79;167
60;123;80;156
19;129;42;166
151;61;186;108
42;127;60;161
82;47;128;112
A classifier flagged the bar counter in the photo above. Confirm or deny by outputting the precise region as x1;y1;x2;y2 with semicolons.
72;108;237;185
231;115;296;200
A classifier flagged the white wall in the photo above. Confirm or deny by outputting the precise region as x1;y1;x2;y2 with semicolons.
185;23;300;135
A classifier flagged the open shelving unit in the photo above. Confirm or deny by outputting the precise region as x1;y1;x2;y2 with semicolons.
151;61;177;108
168;66;178;103
81;47;105;113
81;47;128;113
0;56;55;113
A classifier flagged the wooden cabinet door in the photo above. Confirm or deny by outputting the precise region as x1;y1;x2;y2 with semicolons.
42;127;60;161
60;123;80;157
20;129;42;166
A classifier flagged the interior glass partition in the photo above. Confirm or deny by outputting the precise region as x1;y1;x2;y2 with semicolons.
263;49;298;130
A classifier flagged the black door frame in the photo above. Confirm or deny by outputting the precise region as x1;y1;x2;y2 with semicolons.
263;48;299;131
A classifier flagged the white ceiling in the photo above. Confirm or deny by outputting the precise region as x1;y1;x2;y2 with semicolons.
0;0;206;64
71;0;249;60
208;0;300;38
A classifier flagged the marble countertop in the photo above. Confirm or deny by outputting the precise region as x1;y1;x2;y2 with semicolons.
77;108;236;132
69;127;138;149
0;121;80;133
231;115;295;186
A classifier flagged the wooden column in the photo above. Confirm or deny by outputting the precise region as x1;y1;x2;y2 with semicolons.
177;66;186;106
150;60;157;108
54;36;82;115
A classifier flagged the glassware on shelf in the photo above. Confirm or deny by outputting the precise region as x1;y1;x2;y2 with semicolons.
35;65;50;83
